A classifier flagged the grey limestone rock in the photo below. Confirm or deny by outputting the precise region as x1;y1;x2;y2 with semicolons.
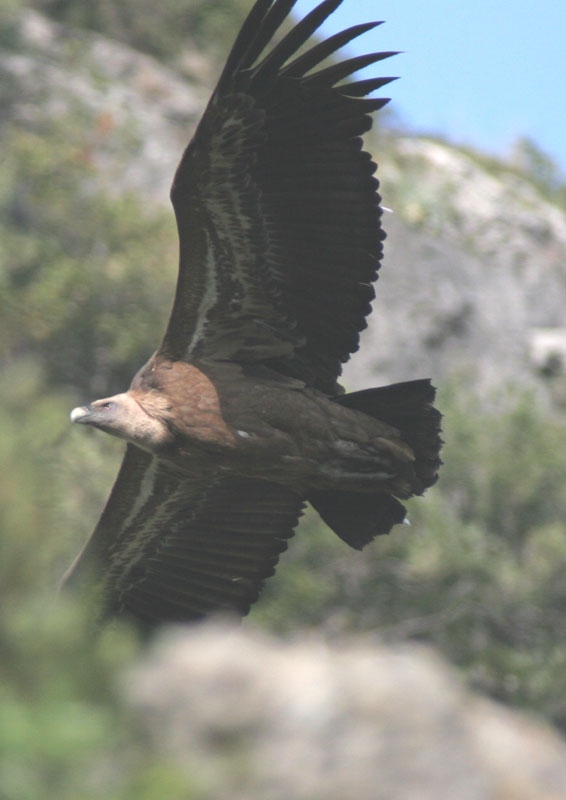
125;624;566;800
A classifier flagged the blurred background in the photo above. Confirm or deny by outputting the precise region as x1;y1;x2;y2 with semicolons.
1;1;565;797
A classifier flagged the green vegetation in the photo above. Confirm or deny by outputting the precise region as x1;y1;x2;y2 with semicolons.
510;136;566;210
1;116;176;398
2;1;566;794
30;0;260;64
0;600;202;800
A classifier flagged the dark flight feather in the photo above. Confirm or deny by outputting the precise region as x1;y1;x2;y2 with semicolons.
64;445;304;625
281;22;383;77
163;0;397;392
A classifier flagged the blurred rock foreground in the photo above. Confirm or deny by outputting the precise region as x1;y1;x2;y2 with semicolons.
126;624;566;800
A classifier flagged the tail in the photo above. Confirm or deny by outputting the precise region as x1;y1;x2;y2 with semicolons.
308;379;442;550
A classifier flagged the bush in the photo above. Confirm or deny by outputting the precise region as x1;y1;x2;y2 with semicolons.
1;119;176;397
31;0;255;63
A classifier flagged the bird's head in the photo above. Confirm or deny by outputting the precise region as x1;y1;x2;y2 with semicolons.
70;392;173;452
70;393;139;439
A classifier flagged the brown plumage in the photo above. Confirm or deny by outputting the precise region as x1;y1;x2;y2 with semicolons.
64;0;442;627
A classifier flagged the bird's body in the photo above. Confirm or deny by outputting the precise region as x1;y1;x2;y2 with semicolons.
65;0;442;626
73;356;417;492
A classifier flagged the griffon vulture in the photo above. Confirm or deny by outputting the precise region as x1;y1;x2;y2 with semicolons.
65;0;442;626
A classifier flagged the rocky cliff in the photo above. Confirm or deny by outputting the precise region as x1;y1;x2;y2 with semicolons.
348;138;566;405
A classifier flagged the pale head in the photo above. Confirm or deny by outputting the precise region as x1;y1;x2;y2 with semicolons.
70;392;173;453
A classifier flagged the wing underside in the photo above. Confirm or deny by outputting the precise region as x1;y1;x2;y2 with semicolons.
163;0;397;392
63;445;305;625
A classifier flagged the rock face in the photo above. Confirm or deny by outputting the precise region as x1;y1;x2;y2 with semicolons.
343;139;566;403
344;210;566;406
125;624;566;800
1;10;209;200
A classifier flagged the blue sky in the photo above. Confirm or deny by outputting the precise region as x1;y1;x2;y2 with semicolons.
294;0;566;174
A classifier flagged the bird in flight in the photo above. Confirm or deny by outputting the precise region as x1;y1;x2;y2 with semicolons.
64;0;442;627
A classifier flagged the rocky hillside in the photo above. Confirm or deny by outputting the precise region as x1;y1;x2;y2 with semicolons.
1;9;209;199
352;138;566;405
2;8;565;407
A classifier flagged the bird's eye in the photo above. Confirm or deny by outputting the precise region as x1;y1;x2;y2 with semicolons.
100;401;115;411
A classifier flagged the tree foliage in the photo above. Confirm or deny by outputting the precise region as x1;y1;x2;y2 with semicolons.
1;118;176;397
511;136;566;210
30;0;258;63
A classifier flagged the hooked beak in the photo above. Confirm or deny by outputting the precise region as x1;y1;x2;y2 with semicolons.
70;405;94;424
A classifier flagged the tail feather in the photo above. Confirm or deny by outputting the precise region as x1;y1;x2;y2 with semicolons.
308;379;442;549
334;379;443;492
308;490;407;550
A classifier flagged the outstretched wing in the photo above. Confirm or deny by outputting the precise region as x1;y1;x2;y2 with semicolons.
160;0;397;393
62;445;305;625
